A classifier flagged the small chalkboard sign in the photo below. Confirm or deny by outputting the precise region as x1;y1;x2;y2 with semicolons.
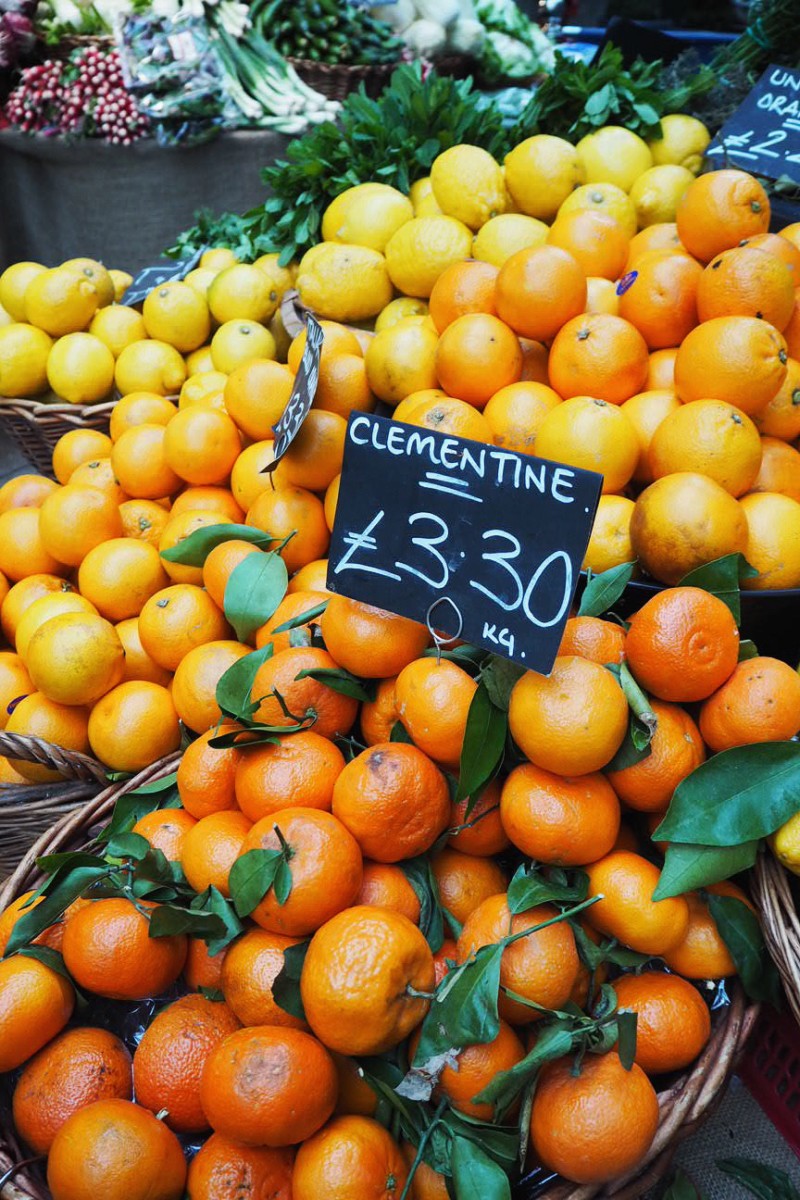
265;314;324;470
706;64;800;182
121;246;204;307
327;414;603;674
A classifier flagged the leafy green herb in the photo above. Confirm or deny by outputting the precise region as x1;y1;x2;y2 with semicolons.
511;44;715;144
706;893;782;1006
577;562;636;618
456;681;507;806
654;742;800;846
679;552;758;624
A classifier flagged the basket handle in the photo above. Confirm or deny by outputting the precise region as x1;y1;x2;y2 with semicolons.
0;731;109;784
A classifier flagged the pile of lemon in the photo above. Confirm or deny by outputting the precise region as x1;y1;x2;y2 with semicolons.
0;116;710;409
296;115;711;322
0;252;295;406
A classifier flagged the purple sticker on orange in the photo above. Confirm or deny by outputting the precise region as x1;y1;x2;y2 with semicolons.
616;270;638;296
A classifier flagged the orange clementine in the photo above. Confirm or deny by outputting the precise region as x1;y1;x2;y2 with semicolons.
751;436;800;502
118;498;171;547
111;424;182;500
109;391;176;441
401;394;494;442
359;675;399;745
138;583;231;672
495;245;587;342
501;763;620;865
547;209;629;280
130;808;197;861
663;882;749;979
625;222;684;267
621;389;682;483
301;905;434;1054
172;640;249;733
87;681;181;771
223;358;294;440
394;656;476;766
428;260;498;333
648;399;762;497
5;692;90;782
447;778;509;858
62;897;187;1000
431;847;507;926
0;955;74;1073
51;428;113;485
246;485;330;575
697;244;796;329
613;970;711;1074
320;595;429;679
202;539;262;611
530;1050;659;1185
186;1133;293;1200
483;380;561;454
607;700;705;812
699;655;800;751
557;615;626;665
0;473;58;513
435;313;523;410
292;1115;408;1200
181;810;252;897
234;730;344;821
625;586;740;703
753;355;800;441
584;850;689;955
170;486;244;523
255;589;328;655
646;347;677;389
38;485;123;568
548;313;649;404
158;509;234;587
199;1025;337;1146
618;251;702;349
740;491;800;589
457;894;579;1024
177;725;240;819
222;927;309;1029
434;1020;525;1121
676;169;770;262
332;742;450;862
133;994;241;1133
630;472;749;585
314;353;376;419
674;315;787;414
534;395;640;493
356;862;422;924
250;645;358;738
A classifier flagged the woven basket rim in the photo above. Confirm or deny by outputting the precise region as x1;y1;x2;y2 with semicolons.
0;757;758;1200
0;398;117;421
752;849;800;1024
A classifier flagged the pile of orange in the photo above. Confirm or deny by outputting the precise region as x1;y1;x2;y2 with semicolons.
1;571;796;1196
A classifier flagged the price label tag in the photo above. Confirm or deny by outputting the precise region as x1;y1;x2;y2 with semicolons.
706;64;800;182
265;314;324;471
327;413;602;674
121;247;204;307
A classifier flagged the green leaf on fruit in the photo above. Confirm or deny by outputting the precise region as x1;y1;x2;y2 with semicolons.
293;666;372;702
456;681;507;805
224;551;288;644
678;553;758;624
228;848;285;917
159;523;276;565
577;562;635;618
272;938;309;1021
507;864;588;915
707;894;782;1006
215;643;273;721
653;841;759;900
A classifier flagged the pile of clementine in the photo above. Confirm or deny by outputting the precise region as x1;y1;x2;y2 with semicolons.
1;565;796;1196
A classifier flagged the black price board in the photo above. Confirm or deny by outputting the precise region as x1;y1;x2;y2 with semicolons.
327;414;603;675
706;64;800;182
121;247;204;307
265;314;324;470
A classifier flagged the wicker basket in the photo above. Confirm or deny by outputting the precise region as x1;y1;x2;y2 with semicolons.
751;849;800;1026
37;33;115;61
1;399;116;477
0;732;109;880
0;754;758;1200
0;753;180;1200
288;53;474;102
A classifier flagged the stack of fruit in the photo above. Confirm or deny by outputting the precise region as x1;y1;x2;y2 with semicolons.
0;564;786;1197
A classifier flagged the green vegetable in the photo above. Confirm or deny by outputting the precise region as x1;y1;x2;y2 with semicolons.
511;43;715;143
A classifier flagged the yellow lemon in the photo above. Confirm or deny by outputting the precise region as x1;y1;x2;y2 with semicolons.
0;302;11;328
629;164;695;228
179;370;229;408
15;592;99;661
473;213;549;267
254;253;297;296
0;323;53;397
504;135;585;221
430;144;506;231
211;320;276;374
585;277;620;316
558;182;638;239
142;281;211;353
322;183;414;253
25;267;101;336
0;261;46;322
108;269;133;302
296;242;393;322
771;811;800;875
374;297;429;332
384;215;473;298
208;264;279;325
364;321;439;406
61;258;115;307
184;267;220;298
200;247;239;271
410;177;442;216
185;345;215;374
115;338;187;396
46;332;116;405
268;309;292;363
576;126;653;192
648;114;711;175
583;495;636;574
89;305;147;357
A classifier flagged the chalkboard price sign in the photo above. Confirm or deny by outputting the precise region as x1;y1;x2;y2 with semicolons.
265;314;324;470
706;64;800;182
327;414;603;674
121;247;204;307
